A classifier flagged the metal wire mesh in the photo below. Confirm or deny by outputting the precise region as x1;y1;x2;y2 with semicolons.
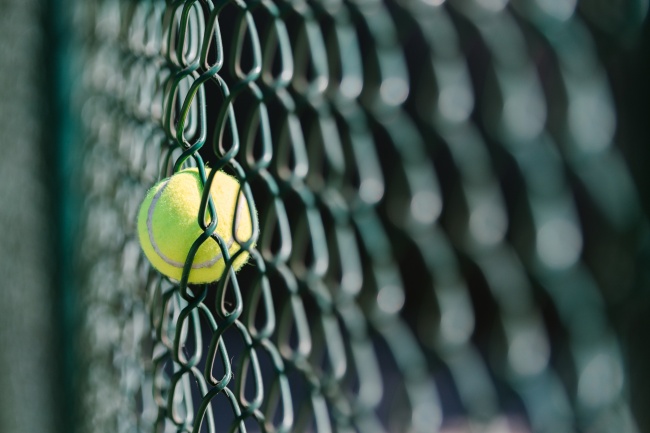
73;0;649;432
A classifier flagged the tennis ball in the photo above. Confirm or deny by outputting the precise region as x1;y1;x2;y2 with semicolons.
137;167;256;284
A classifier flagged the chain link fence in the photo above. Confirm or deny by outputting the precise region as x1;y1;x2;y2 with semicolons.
71;0;649;432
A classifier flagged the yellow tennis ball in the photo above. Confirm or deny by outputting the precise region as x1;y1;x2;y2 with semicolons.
137;167;256;284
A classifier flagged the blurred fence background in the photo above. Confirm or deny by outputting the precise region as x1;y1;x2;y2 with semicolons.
1;0;650;432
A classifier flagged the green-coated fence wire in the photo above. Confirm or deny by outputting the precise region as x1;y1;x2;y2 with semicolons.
72;0;649;432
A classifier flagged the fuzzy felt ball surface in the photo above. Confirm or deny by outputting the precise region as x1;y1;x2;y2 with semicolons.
137;168;256;283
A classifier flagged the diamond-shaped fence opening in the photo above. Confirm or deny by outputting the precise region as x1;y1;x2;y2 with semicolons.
70;1;650;433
